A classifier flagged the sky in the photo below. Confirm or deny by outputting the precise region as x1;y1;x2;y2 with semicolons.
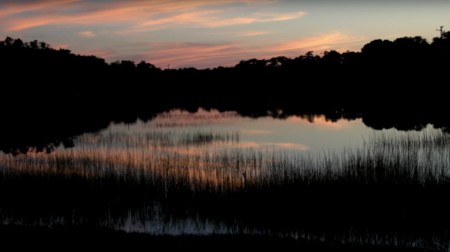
0;0;449;69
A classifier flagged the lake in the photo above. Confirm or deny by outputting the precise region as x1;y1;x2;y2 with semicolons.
0;108;449;249
77;108;438;154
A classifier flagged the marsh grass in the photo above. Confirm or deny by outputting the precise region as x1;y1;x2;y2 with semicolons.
1;123;450;250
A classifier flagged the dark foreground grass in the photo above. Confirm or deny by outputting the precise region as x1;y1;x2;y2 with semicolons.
0;130;450;250
0;225;433;252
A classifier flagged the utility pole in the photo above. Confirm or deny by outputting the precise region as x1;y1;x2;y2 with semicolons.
436;26;445;38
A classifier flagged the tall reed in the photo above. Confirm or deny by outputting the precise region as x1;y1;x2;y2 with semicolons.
1;124;449;250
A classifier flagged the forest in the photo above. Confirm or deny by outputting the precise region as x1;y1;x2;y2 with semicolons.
2;33;450;251
1;33;450;153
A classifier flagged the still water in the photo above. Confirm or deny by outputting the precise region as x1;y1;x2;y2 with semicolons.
0;108;448;247
70;108;445;235
97;108;391;155
75;108;377;234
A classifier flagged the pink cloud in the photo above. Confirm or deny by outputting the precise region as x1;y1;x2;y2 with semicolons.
0;1;365;68
78;30;95;38
54;43;70;49
77;47;117;59
238;31;271;37
0;0;79;18
266;31;366;56
201;11;306;28
141;32;366;69
118;11;305;34
1;0;291;31
144;42;243;68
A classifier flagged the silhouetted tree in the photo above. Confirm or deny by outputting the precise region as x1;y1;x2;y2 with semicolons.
2;34;450;153
361;39;395;66
341;51;361;65
12;38;24;48
137;61;156;71
321;50;341;65
4;36;14;46
28;40;39;49
432;31;450;60
236;58;267;70
267;56;289;68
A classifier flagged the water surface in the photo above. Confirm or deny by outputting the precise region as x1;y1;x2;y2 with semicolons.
97;108;394;155
1;108;448;249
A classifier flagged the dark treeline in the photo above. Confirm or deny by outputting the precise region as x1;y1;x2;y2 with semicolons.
1;33;450;153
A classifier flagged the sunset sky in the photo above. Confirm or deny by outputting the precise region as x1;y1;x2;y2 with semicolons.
0;0;449;69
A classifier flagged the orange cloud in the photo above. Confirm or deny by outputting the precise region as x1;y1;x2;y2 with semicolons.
238;31;271;37
0;1;365;68
202;11;306;27
267;31;367;55
1;0;291;31
77;48;117;59
144;42;244;68
118;11;305;34
78;30;95;38
0;0;79;18
142;32;365;68
53;43;70;49
130;10;222;33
